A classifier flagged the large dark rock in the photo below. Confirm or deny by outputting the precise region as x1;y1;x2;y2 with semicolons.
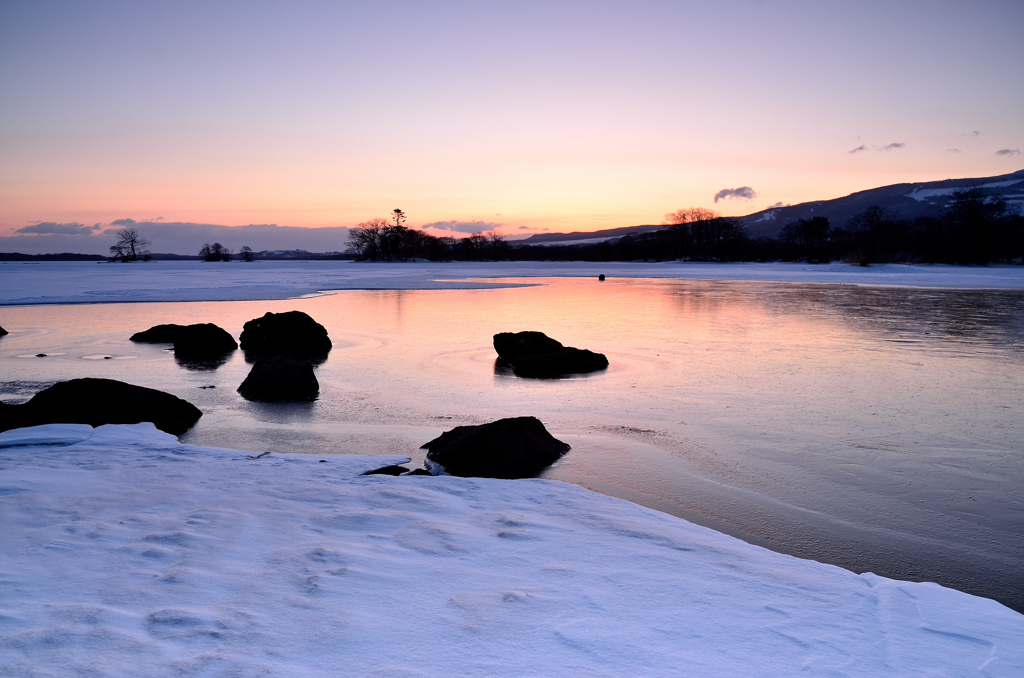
0;378;202;436
237;356;319;402
130;324;185;343
172;323;238;358
505;347;609;378
493;331;608;378
493;331;564;361
240;311;332;359
420;416;570;479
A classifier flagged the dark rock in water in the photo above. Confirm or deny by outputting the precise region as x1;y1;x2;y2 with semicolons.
130;324;185;343
492;331;608;378
240;311;332;360
493;331;564;362
237;356;319;402
172;323;237;358
598;274;605;281
507;347;609;378
407;468;434;476
0;324;8;336
0;378;202;435
361;464;412;476
35;353;47;358
420;416;570;479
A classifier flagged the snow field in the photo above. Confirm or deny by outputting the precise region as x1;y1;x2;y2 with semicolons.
1;424;1021;676
2;260;1024;307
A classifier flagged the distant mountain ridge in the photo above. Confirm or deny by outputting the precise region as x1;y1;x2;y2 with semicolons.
739;169;1024;239
515;169;1024;246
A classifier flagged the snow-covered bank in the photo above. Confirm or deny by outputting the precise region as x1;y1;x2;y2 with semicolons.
2;424;1021;676
2;260;1024;305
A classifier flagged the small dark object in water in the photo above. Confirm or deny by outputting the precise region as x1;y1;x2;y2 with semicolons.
246;451;272;460
421;416;570;479
493;331;608;378
237;355;319;402
0;378;202;435
104;356;112;359
172;324;238;358
319;459;327;463
361;464;412;476
598;274;605;281
240;311;332;360
36;353;47;357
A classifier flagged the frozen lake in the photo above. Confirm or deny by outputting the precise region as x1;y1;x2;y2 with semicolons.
1;262;1023;612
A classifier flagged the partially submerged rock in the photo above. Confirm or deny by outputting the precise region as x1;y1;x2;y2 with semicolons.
172;323;238;358
130;324;185;343
131;323;237;363
493;331;608;378
493;331;564;361
0;324;8;336
237;356;319;402
0;378;202;436
240;311;332;360
420;416;570;479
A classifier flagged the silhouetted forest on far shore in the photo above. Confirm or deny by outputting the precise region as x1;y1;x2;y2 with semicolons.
348;189;1023;265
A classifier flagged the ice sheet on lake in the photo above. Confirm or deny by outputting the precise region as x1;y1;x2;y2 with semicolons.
2;260;1024;306
1;423;1021;676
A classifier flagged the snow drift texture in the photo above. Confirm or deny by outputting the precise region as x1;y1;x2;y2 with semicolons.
1;423;1021;676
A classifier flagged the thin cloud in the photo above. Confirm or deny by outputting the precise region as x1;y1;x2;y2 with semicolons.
768;202;789;208
971;130;981;137
995;148;1021;156
882;142;905;150
848;145;868;154
713;187;758;203
111;218;137;226
421;220;505;234
947;148;962;153
16;221;101;235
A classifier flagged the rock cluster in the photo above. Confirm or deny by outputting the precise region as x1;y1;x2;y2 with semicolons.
237;311;330;401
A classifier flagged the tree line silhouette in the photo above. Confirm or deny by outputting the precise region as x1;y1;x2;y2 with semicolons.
348;191;1023;265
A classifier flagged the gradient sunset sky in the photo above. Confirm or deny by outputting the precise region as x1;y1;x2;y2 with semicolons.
1;0;1022;238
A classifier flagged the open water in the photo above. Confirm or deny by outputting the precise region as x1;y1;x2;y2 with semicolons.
1;277;1022;611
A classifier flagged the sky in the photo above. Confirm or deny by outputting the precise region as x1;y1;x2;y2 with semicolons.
1;0;1022;253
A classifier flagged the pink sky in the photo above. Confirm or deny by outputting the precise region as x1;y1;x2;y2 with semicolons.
1;1;1021;238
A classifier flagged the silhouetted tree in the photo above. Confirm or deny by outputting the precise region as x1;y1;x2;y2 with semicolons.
839;207;909;265
943;188;1009;264
109;228;151;262
240;246;255;262
199;242;232;262
780;217;831;262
